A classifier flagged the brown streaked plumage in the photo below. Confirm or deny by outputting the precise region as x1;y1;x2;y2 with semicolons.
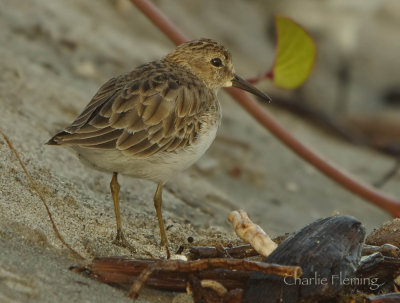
47;38;271;257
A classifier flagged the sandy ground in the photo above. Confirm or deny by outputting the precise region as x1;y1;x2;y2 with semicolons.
0;0;398;302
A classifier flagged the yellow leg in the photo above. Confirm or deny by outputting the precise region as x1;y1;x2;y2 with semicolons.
154;183;170;259
110;172;136;252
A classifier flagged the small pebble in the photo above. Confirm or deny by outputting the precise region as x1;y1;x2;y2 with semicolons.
286;181;300;192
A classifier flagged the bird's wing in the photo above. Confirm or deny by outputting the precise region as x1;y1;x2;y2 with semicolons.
48;63;215;158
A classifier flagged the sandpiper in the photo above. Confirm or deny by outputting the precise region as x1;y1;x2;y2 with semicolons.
47;38;271;257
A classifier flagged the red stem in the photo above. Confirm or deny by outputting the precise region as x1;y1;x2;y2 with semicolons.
228;89;400;217
130;0;400;217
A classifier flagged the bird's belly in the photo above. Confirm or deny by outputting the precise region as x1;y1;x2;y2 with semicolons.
72;123;218;183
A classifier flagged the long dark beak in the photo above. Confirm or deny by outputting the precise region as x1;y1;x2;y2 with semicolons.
232;74;271;102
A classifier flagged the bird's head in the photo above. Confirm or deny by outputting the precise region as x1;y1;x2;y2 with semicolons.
165;38;271;102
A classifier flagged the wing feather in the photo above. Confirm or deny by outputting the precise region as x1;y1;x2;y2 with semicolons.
117;130;148;150
48;61;217;158
55;128;122;146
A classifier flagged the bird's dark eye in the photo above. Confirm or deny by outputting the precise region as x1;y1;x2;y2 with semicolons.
210;58;223;67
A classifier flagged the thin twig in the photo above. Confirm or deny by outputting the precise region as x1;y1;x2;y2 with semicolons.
127;265;155;299
373;159;400;188
129;0;400;217
0;130;84;260
189;245;259;260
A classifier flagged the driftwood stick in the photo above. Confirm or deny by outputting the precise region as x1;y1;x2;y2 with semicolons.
189;244;259;260
125;258;301;299
87;257;301;299
365;292;400;303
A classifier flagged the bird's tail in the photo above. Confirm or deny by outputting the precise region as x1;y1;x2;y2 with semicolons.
46;131;69;145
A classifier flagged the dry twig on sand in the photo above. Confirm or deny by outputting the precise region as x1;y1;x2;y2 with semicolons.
0;130;84;260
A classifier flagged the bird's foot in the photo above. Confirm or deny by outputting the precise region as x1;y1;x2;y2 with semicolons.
112;231;137;253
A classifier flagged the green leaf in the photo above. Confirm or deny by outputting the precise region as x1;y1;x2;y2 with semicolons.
271;15;316;89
